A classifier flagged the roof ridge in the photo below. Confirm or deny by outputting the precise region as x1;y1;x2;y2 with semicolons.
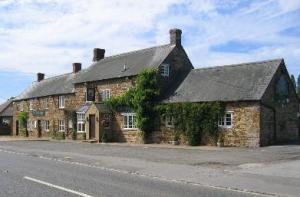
101;43;174;61
34;72;73;83
193;58;283;72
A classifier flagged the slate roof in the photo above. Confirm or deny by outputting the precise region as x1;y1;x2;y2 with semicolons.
0;99;13;117
15;44;175;101
165;59;283;103
15;73;76;101
74;44;175;83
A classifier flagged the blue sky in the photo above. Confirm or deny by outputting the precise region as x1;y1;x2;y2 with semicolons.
0;0;300;103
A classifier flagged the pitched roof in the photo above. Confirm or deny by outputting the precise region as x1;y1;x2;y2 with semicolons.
15;73;76;101
14;44;175;101
0;99;13;116
165;59;283;103
74;44;175;83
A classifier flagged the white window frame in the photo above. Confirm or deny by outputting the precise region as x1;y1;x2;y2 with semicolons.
59;96;65;109
44;98;49;109
160;64;170;77
101;89;111;101
77;113;85;133
59;119;65;132
218;111;233;128
29;100;34;111
165;115;174;128
20;102;24;112
45;120;50;132
122;113;137;130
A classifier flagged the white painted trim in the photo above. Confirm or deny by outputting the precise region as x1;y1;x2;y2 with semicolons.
23;176;93;197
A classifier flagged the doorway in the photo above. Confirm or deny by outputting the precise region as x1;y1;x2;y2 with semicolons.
89;115;96;139
16;120;19;136
37;120;42;138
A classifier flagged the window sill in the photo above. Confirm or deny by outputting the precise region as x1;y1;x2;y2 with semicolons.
77;131;86;133
58;130;65;132
218;126;232;129
122;128;138;131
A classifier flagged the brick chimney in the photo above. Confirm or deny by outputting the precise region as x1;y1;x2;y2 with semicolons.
170;28;182;46
73;63;82;73
93;48;105;62
37;73;45;82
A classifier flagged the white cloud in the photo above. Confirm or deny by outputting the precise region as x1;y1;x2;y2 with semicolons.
0;0;299;79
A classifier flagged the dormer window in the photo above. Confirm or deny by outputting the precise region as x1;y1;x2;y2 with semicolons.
160;64;170;77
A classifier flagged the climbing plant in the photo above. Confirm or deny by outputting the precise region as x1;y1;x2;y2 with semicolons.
17;112;28;137
157;102;224;146
106;68;160;138
107;68;224;146
64;110;77;140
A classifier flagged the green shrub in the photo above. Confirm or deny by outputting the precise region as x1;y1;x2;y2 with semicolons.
72;130;77;140
101;130;108;143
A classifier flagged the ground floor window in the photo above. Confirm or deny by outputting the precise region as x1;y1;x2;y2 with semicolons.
218;112;233;128
122;113;137;129
59;120;65;132
102;114;111;128
77;113;85;133
165;115;174;128
45;120;49;131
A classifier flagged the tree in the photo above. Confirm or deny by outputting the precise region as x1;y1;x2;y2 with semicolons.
297;75;300;95
291;75;296;89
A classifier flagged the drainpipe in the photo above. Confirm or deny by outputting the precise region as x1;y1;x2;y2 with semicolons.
260;101;277;143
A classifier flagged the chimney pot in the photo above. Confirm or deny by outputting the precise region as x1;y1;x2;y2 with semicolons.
169;28;182;46
93;48;105;62
73;63;82;73
37;73;45;82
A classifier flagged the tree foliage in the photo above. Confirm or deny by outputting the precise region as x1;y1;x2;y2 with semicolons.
291;74;296;89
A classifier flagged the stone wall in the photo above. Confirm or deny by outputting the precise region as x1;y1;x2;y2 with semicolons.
219;102;261;147
261;63;299;144
12;94;78;138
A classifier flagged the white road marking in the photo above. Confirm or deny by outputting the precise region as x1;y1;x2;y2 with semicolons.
23;176;94;197
0;148;276;197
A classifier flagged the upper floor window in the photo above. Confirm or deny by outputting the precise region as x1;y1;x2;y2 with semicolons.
160;64;170;77
218;112;233;128
29;100;34;111
59;96;65;109
86;88;95;102
122;113;137;129
101;89;111;101
20;102;24;112
43;98;48;109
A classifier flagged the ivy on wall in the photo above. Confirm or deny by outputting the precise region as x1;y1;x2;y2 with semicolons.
157;102;224;146
107;68;224;146
106;68;160;138
17;112;28;136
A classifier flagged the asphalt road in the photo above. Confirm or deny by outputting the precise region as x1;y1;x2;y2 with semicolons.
0;147;258;197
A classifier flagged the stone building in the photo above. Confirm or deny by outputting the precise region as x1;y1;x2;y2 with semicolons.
165;59;300;146
0;99;13;135
12;28;299;147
